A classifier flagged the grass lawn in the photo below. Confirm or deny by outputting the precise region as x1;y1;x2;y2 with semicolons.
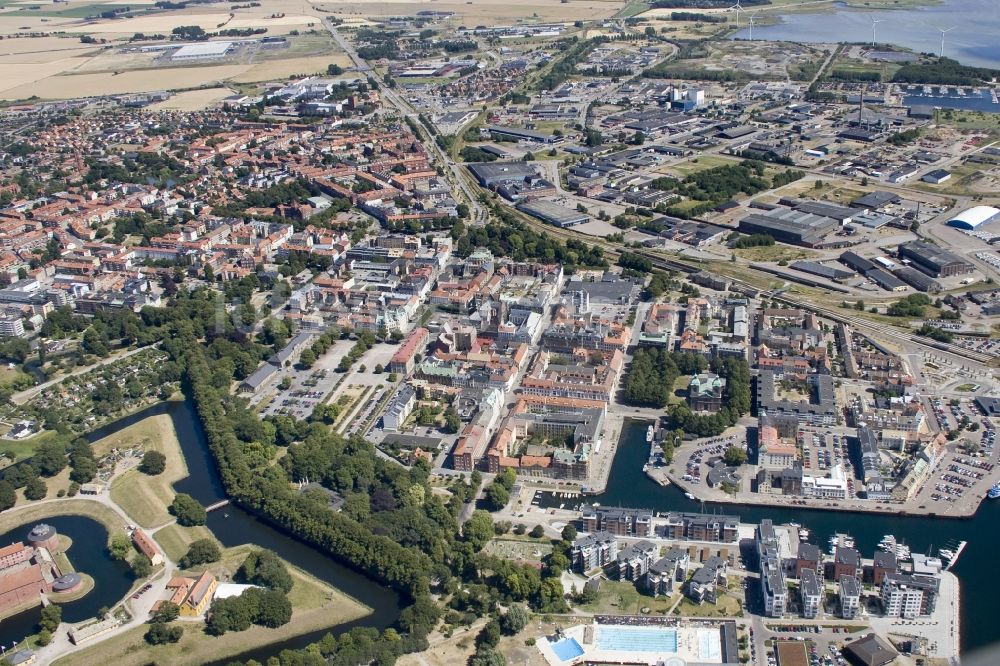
673;593;743;617
0;429;60;465
0;365;31;388
103;414;186;528
577;579;676;616
734;245;817;262
0;498;127;536
661;155;738;178
56;547;372;666
154;524;215;562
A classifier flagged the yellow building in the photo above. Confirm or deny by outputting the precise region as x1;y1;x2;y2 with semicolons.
174;571;218;617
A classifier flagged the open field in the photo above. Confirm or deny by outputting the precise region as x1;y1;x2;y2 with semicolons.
229;53;351;83
101;413;185;529
673;593;743;617
734;245;818;262
324;0;624;23
656;155;739;178
577;579;676;616
0;0;344;99
56;545;372;666
0;63;250;99
153;523;214;562
148;87;233;111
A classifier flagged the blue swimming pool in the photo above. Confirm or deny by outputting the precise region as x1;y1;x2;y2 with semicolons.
550;637;585;661
594;626;679;653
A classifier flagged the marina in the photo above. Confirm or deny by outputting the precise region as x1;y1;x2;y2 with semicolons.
543;421;995;655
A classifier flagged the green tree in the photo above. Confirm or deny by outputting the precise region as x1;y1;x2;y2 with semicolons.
145;622;182;645
723;446;748;466
500;603;529;635
170;493;206;526
24;476;47;501
152;601;180;623
180;538;221;568
463;510;494;549
36;628;52;646
561;524;577;542
485;482;510;511
529;524;545;539
108;533;133;561
238;549;293;593
139;450;167;475
252;588;292;628
132;554;153;578
39;603;61;632
0;480;15;512
33;440;67;476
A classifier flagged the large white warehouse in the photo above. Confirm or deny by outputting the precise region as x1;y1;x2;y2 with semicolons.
947;205;1000;230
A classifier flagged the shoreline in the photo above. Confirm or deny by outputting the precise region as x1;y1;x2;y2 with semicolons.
659;470;984;520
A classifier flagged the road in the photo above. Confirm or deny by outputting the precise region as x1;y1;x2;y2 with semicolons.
324;20;487;225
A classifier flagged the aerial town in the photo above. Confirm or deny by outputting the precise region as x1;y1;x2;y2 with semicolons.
0;0;996;665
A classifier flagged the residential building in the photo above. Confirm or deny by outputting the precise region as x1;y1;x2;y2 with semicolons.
382;384;416;432
800;568;822;619
571;531;618;572
839;575;861;619
687;556;728;604
646;547;689;597
581;506;653;537
881;572;940;618
616;540;657;582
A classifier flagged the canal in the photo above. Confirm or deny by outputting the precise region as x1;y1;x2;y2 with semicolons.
0;401;400;661
549;421;998;655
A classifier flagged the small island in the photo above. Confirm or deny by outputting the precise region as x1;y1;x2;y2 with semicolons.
0;524;91;618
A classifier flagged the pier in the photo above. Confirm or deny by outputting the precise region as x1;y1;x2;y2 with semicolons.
944;540;967;571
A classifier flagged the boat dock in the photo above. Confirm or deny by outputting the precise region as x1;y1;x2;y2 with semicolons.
944;540;967;571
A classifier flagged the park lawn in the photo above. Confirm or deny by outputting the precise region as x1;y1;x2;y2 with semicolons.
154;524;215;562
577;579;675;616
673;593;743;617
0;429;60;465
56;548;372;666
103;413;187;528
0;364;31;388
14;466;73;508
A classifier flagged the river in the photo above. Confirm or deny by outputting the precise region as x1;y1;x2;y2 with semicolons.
0;401;400;663
544;421;998;656
731;0;1000;69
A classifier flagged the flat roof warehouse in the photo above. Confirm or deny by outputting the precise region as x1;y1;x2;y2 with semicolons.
172;42;236;61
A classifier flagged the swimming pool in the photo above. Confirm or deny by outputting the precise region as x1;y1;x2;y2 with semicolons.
594;626;679;653
550;637;585;662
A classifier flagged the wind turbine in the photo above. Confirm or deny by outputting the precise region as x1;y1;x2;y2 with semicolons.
748;14;758;41
871;16;883;47
729;0;743;28
938;26;955;58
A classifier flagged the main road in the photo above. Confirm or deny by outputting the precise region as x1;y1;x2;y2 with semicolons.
323;19;486;224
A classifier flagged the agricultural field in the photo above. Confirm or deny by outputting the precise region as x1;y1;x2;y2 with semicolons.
0;0;346;101
321;0;624;24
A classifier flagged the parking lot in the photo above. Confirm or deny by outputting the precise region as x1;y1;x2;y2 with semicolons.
256;338;355;420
